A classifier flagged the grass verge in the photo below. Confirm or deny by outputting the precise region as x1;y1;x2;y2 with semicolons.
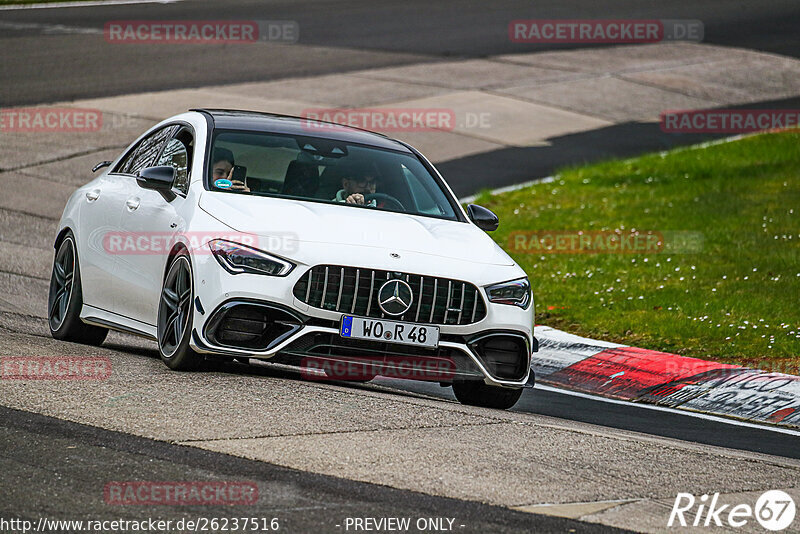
477;131;800;373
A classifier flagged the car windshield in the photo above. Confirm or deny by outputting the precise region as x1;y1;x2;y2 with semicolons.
207;130;459;220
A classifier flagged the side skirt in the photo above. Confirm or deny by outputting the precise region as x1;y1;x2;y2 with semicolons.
80;304;158;340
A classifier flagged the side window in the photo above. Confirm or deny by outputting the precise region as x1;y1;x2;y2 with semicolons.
157;128;193;194
117;125;178;175
114;140;141;174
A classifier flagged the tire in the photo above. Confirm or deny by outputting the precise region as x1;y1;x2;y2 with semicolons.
452;380;523;410
48;233;108;345
157;251;202;370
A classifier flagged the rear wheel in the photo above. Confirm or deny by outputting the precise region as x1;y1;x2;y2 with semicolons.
157;252;202;370
452;380;523;410
48;233;108;345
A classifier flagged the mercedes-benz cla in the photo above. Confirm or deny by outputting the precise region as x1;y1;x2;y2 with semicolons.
48;109;536;409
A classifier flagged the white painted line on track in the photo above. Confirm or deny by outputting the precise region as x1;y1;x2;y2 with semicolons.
0;0;179;10
459;176;555;204
535;383;800;437
0;19;100;33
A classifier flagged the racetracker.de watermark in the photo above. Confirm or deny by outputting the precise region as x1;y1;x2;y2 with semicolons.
661;109;800;133
508;230;704;254
1;357;111;380
301;108;469;132
100;231;298;256
104;20;298;44
509;19;703;43
301;356;456;382
0;108;102;132
104;481;259;506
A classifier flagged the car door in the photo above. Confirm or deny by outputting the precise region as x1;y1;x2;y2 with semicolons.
114;126;190;326
77;170;128;313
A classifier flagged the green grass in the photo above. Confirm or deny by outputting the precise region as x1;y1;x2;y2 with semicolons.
478;131;800;372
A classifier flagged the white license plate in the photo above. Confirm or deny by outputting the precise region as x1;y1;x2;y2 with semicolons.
340;315;440;348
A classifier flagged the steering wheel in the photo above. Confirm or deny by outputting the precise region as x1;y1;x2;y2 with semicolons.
365;193;404;211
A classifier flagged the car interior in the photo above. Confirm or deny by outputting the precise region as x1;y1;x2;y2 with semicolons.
210;132;457;219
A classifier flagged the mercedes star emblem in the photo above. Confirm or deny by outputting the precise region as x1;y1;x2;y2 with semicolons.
377;279;413;316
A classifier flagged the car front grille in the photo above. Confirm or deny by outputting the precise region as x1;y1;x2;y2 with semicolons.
292;265;487;325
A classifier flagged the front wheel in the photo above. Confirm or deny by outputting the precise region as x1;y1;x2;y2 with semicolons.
452;381;523;410
157;252;202;370
48;233;108;345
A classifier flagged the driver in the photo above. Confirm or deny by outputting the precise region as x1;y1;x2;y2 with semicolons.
333;167;378;206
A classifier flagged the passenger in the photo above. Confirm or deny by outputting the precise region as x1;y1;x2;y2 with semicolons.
211;148;249;192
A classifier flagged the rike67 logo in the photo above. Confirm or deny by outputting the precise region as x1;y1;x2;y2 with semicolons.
669;490;796;531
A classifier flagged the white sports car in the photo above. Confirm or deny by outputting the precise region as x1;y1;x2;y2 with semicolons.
48;109;536;409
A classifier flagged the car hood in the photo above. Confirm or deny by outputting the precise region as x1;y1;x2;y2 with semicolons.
198;192;514;266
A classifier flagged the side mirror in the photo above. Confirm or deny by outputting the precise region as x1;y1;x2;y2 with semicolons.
466;204;499;232
92;160;112;173
137;166;175;190
137;166;176;200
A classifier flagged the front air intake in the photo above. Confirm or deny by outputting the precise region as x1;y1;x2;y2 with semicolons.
469;333;529;380
204;301;302;351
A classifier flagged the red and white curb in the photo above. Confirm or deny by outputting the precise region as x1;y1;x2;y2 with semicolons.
534;326;800;429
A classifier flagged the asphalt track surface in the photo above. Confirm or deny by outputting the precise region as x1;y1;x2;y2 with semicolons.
0;348;795;531
2;0;800;105
371;378;800;460
1;1;799;531
3;405;625;533
2;1;800;194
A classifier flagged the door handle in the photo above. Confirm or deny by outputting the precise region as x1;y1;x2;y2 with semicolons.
85;189;101;202
126;198;140;211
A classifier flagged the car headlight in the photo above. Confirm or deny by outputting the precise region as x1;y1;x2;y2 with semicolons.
485;278;531;309
209;240;294;276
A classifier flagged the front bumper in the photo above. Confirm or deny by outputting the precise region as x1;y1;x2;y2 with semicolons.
189;255;535;388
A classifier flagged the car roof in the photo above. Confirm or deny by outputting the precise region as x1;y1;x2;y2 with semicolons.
192;109;412;153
